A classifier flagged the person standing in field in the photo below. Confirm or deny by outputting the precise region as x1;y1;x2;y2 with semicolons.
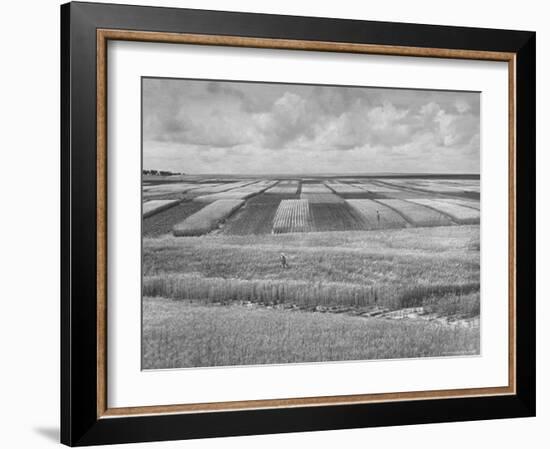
280;252;288;269
376;210;381;224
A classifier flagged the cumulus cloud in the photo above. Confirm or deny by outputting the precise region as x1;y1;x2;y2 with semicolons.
142;78;480;174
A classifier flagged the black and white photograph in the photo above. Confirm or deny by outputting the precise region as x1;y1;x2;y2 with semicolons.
141;78;481;369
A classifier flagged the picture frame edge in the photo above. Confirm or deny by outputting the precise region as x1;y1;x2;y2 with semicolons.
61;2;536;446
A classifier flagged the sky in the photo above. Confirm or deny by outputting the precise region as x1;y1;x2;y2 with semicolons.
142;78;480;175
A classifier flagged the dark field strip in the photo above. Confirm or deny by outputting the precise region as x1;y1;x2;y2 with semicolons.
310;202;367;231
336;192;381;200
222;203;280;235
246;193;299;205
143;201;206;237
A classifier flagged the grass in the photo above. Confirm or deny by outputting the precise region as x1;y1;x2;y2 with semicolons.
142;298;480;369
143;272;479;310
423;292;480;318
143;226;480;313
172;199;244;236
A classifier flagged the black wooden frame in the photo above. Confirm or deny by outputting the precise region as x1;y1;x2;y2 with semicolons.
61;1;536;446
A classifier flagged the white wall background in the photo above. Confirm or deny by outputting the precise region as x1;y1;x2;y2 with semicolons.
0;0;546;447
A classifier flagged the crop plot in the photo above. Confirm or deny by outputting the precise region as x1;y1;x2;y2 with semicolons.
300;193;344;203
142;183;199;199
310;203;367;231
440;197;480;210
346;199;408;229
406;180;470;193
189;181;254;195
325;182;365;194
265;181;299;194
272;199;313;233
354;182;405;193
247;193;297;205
223;203;280;235
142;199;181;218
173;199;245;236
143;182;196;193
194;181;276;202
300;183;332;194
406;199;480;224
143;201;206;237
376;199;453;227
142;77;482;369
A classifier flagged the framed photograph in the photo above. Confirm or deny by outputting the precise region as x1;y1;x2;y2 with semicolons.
61;1;535;446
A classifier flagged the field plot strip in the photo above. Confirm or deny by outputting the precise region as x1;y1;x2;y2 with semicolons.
377;179;477;194
406;199;480;224
143;201;207;237
354;182;405;193
300;183;332;194
173;199;244;236
437;197;480;210
189;181;255;195
346;199;408;229
265;181;299;195
222;202;280;235
272;199;313;233
142;182;197;193
375;199;453;227
325;182;365;194
300;193;344;203
309;202;369;231
405;180;473;193
143;199;181;218
194;181;277;202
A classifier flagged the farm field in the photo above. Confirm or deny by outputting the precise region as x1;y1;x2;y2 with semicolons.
222;202;280;235
173;199;244;236
442;197;481;210
300;192;343;203
407;198;480;224
143;224;480;368
309;202;366;231
346;199;408;229
273;199;313;233
265;181;299;195
142;175;480;367
376;198;454;227
325;182;366;194
143;297;479;369
301;183;332;194
143;201;206;237
142;199;181;218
